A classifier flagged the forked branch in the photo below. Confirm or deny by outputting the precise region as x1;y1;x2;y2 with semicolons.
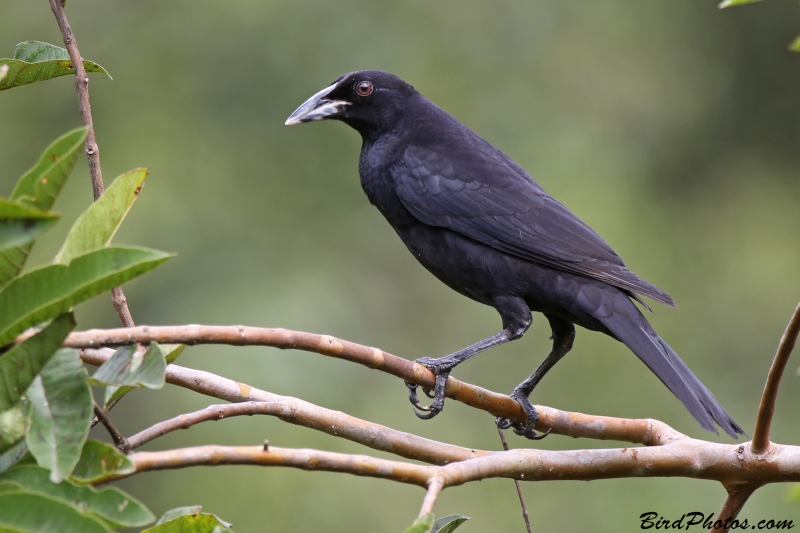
69;325;682;445
79;346;800;518
69;302;800;520
82;348;487;465
116;439;800;491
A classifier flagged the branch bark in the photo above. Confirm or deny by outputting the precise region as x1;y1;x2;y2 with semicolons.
69;325;683;445
751;302;800;455
127;445;436;487
48;0;135;328
118;438;800;489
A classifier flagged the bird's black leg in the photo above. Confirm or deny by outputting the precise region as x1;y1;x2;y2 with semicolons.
407;295;532;419
498;315;575;440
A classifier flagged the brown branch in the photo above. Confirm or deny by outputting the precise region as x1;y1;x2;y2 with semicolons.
83;348;487;465
93;402;129;453
110;287;136;328
712;483;759;533
118;437;800;489
127;445;436;487
69;326;684;445
751;302;800;455
48;0;135;328
497;424;532;533
420;475;445;516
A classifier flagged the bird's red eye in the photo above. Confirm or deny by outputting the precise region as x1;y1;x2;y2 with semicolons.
356;81;373;97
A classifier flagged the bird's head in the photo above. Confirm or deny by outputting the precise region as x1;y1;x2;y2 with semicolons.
285;70;416;136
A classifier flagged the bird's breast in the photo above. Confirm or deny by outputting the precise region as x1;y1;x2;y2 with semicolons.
358;139;418;229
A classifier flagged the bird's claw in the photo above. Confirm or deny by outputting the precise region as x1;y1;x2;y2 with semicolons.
405;360;451;420
496;392;551;441
405;381;431;411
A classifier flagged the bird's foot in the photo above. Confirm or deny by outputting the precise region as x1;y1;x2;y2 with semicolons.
405;357;453;420
496;391;551;440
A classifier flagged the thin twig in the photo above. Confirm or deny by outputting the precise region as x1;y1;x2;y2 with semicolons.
93;402;130;453
48;0;135;328
126;445;437;487
48;0;103;199
126;401;485;464
420;475;445;516
497;423;532;533
711;483;758;533
110;287;136;328
751;302;800;455
65;326;684;445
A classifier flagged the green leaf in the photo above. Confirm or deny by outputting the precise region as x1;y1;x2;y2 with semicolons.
103;344;184;408
0;128;87;291
789;35;800;53
0;480;22;495
0;218;57;251
0;198;59;251
55;169;148;264
0;313;75;412
0;441;28;475
432;515;470;533
1;465;154;528
70;440;134;484
10;128;87;211
718;0;766;7
144;507;233;533
89;343;167;389
156;507;204;525
0;197;58;221
402;514;434;533
0;409;26;454
26;349;93;483
0;41;110;92
0;492;112;532
0;246;173;347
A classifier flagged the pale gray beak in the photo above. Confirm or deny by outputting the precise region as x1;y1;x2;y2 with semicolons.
285;83;350;125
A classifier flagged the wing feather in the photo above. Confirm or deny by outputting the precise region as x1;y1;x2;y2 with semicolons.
392;145;676;307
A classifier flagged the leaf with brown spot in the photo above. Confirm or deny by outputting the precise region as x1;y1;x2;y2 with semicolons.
54;169;149;264
0;41;110;92
70;440;134;484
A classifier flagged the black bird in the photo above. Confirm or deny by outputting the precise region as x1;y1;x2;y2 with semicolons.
286;70;743;439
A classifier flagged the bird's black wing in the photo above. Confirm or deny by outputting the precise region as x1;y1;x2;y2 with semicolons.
391;144;676;307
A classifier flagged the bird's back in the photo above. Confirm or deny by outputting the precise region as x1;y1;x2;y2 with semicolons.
367;96;676;308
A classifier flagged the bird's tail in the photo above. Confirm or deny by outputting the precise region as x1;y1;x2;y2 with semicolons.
599;303;744;439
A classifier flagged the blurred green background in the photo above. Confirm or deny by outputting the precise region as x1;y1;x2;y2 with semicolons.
2;0;800;531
